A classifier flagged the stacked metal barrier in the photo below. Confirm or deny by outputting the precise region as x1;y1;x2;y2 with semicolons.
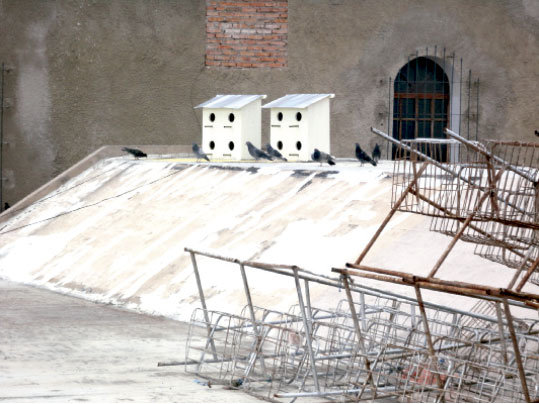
169;128;539;402
176;248;539;402
388;130;539;288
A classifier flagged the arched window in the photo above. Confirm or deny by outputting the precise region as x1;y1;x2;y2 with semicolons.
393;57;450;160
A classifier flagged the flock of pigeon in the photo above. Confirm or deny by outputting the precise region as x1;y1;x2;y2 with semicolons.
194;142;381;166
122;142;382;166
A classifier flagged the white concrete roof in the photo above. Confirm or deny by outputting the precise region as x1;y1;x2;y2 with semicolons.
263;93;335;109
0;158;532;322
195;94;267;109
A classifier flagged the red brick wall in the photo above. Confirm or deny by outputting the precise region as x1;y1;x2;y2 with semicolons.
206;1;288;68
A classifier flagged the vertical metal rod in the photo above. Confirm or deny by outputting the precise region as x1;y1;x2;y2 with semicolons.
475;78;480;141
494;303;509;365
359;291;367;331
442;47;447;145
355;162;429;265
435;46;440;141
238;263;258;332
189;251;218;360
459;58;463;136
467;69;471;140
387;76;391;160
238;263;267;375
292;268;320;392
427;46;431;139
303;278;314;334
413;284;445;396
502;299;531;402
341;275;376;399
450;52;455;130
413;50;420;139
0;62;4;212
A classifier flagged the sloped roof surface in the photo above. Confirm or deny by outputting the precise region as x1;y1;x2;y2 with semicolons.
195;94;267;109
0;158;522;322
263;94;335;109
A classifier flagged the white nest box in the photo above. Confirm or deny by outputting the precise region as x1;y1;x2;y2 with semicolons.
263;94;335;161
195;94;267;160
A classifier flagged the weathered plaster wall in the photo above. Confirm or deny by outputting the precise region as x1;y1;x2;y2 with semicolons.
0;0;537;205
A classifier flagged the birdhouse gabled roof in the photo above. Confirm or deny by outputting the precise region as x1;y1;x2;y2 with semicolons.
262;94;335;109
195;94;267;109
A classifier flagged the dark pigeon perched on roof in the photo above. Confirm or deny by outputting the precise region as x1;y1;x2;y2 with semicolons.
311;148;336;166
264;143;287;161
355;143;376;166
122;147;147;159
246;141;273;161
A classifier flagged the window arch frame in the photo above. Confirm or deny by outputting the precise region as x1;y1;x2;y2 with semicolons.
391;56;454;162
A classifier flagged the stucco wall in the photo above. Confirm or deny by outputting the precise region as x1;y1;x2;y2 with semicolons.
0;0;538;205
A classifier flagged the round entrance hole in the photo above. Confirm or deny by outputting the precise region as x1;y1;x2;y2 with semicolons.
277;112;283;121
209;113;216;122
228;113;235;122
296;141;302;150
228;141;235;151
296;112;302;121
277;141;283;150
209;141;215;150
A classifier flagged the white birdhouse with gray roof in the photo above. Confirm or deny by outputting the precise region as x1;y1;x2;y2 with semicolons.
263;94;335;161
195;94;267;160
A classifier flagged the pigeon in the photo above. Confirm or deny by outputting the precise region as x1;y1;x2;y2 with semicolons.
311;148;336;166
355;143;377;166
264;143;287;161
122;147;147;159
372;143;381;163
535;130;539;137
246;141;273;161
3;202;9;211
192;143;210;162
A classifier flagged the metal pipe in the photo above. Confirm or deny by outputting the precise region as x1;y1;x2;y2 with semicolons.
459;58;463;136
333;267;539;309
467;69;471;140
445;128;537;184
341;274;376;399
185;247;515;324
387;75;391;160
495;302;509;366
189;251;218;360
475;78;480;141
413;284;445;396
238;262;268;376
346;263;539;301
292;267;320;392
303;278;314;334
355;161;429;265
502;299;531;402
273;386;399;399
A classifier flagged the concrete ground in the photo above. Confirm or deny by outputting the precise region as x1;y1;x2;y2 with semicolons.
0;279;262;403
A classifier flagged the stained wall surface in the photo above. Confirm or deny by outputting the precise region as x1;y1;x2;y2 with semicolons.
0;0;538;204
